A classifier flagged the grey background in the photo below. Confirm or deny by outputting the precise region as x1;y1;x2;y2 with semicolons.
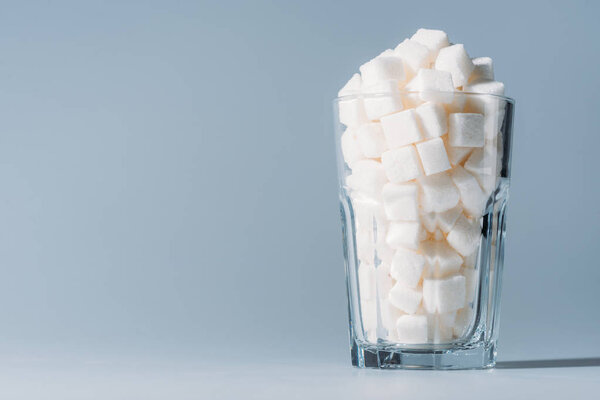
0;0;599;398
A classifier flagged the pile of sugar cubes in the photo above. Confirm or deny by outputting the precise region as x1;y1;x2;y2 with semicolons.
338;29;506;344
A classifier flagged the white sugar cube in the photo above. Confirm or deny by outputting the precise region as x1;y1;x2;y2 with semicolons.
444;92;468;113
416;137;451;175
449;166;487;217
406;69;454;104
365;96;405;121
395;39;431;78
446;214;481;256
396;314;428;344
338;97;369;127
469;57;494;83
362;80;404;120
428;312;456;343
447;145;473;166
351;192;386;230
433;229;444;241
423;275;466;313
338;73;362;97
421;240;463;278
410;29;449;58
463;250;477;269
382;182;419;221
463;80;505;96
465;143;497;183
380;109;423;148
389;282;423;314
386;221;422;250
437;205;463;233
376;263;394;299
360;56;406;86
346;160;388;198
378;49;397;58
434;44;474;88
379;299;405;340
449;113;484;147
462;267;479;304
361;299;377;338
381;145;423;183
464;96;506;142
421;212;437;233
390;248;426;288
453;307;474;338
356;228;375;263
376;242;396;264
420;205;461;233
358;263;376;301
415;102;447;139
418;172;460;213
340;128;364;168
356;123;388;158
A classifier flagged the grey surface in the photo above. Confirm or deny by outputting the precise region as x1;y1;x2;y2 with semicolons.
0;0;599;398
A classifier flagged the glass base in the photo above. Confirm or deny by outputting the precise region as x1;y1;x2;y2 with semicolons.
351;339;497;370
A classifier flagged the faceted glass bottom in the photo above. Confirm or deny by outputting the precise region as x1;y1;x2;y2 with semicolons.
351;338;497;370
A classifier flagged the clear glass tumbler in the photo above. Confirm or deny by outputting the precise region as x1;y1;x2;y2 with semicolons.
333;91;515;369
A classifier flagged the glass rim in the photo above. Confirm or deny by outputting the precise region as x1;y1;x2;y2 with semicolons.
334;90;515;104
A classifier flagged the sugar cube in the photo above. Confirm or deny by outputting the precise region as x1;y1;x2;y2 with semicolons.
362;80;404;120
463;250;477;269
395;39;431;78
446;214;481;256
447;145;473;166
422;275;466;313
360;56;406;86
340;128;364;168
463;80;505;96
453;307;474;338
376;263;394;299
445;93;468;114
356;228;375;263
376;241;396;264
382;182;419;221
418;172;460;213
380;109;423;148
356;122;388;158
358;262;376;301
464;147;496;181
346;159;388;198
390;247;426;288
410;28;449;58
428;311;456;343
449;166;487;216
420;240;463;278
361;299;377;338
415;102;447;139
351;192;386;229
338;97;369;127
406;69;454;104
421;212;437;233
389;282;423;314
436;205;463;233
462;267;479;304
338;73;362;97
381;145;423;183
386;221;422;250
380;299;405;340
448;113;484;147
434;44;474;88
416;137;451;175
469;57;494;83
396;314;428;344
